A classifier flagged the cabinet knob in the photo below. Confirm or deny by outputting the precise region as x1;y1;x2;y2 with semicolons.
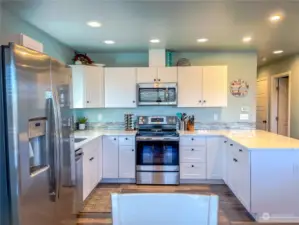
191;148;194;151
224;141;227;143
199;100;202;103
87;101;90;103
191;165;194;168
132;149;134;152
233;158;238;162
203;100;206;103
114;138;116;141
230;144;233;146
191;138;194;141
133;100;136;103
154;79;156;81
239;149;243;152
158;79;161;82
125;138;128;140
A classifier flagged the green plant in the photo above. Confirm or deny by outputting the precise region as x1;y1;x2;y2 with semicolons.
77;117;88;124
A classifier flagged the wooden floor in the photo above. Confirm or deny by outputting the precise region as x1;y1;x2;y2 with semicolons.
77;184;291;225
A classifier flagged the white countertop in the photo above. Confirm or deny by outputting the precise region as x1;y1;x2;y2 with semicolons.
74;129;299;150
179;130;299;149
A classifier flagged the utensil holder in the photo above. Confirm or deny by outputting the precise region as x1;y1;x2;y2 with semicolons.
180;121;185;131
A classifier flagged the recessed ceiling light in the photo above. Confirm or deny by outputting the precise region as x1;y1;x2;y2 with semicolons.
197;38;208;43
273;50;283;54
87;21;102;28
150;39;160;43
242;36;252;43
269;15;281;22
104;40;115;45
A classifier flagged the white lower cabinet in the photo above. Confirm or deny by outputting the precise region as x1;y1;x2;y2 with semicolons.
206;137;223;180
82;137;102;200
180;136;207;180
103;136;119;178
119;146;136;179
180;163;206;179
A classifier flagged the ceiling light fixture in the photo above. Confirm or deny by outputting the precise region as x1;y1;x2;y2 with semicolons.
150;39;160;43
197;38;209;43
273;50;283;54
104;40;115;45
87;21;102;28
269;15;281;22
242;36;252;43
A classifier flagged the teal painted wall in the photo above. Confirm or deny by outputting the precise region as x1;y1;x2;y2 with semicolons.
75;51;257;124
0;6;74;64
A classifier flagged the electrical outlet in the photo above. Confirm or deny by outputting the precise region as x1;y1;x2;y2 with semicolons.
240;114;249;120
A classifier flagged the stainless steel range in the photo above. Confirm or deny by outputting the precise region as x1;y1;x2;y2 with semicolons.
136;116;179;185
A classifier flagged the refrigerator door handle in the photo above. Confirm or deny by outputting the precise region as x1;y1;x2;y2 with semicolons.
53;89;63;199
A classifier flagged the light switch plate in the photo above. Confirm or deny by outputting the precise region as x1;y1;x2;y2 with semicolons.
241;106;250;112
240;113;249;120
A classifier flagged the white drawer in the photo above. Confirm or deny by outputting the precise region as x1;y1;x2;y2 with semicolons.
180;147;206;163
180;162;206;179
119;136;135;146
180;136;206;146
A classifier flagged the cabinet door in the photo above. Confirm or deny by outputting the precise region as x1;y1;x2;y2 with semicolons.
202;66;227;107
206;137;223;180
98;137;103;183
85;66;104;108
180;163;206;179
82;148;91;200
105;68;137;108
71;66;86;108
103;136;119;178
178;67;203;107
119;146;135;179
222;138;228;183
157;67;177;82
137;67;157;83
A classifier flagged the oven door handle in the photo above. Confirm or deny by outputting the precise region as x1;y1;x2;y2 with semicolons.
136;137;179;141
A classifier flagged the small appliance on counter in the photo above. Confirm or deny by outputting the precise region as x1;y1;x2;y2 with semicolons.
136;116;179;185
177;113;195;131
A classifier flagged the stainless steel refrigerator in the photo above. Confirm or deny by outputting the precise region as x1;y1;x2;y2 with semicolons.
0;43;76;225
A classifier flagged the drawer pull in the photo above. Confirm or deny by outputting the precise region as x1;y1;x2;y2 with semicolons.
89;157;94;161
114;138;117;141
125;138;128;140
191;148;194;151
224;141;227;143
191;138;194;141
239;149;243;152
230;144;233;146
233;158;237;162
191;165;194;168
132;149;134;152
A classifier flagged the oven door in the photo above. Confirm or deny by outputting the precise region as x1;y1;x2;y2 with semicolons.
136;140;179;172
137;83;177;106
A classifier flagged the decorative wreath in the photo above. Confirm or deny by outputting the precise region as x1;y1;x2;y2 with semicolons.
72;52;93;65
230;79;249;97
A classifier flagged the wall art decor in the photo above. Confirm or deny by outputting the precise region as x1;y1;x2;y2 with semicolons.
230;79;249;97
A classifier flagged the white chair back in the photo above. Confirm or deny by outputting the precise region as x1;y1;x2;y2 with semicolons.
111;193;219;225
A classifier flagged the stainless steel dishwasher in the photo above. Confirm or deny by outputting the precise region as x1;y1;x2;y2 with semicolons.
75;148;84;213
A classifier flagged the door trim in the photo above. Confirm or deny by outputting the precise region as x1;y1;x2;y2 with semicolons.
270;71;291;137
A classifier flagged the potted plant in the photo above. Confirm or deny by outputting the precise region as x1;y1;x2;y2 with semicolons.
77;117;88;130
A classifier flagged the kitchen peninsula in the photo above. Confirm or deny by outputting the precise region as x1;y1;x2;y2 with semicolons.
75;129;299;223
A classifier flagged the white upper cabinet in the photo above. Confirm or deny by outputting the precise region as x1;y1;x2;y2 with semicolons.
202;66;227;107
137;67;177;83
137;67;157;83
157;67;177;82
71;65;104;109
178;66;227;108
178;66;203;107
105;68;137;108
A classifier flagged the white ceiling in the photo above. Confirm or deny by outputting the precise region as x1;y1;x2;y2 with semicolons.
3;0;299;65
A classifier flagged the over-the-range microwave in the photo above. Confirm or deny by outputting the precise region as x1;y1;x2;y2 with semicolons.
137;83;177;106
